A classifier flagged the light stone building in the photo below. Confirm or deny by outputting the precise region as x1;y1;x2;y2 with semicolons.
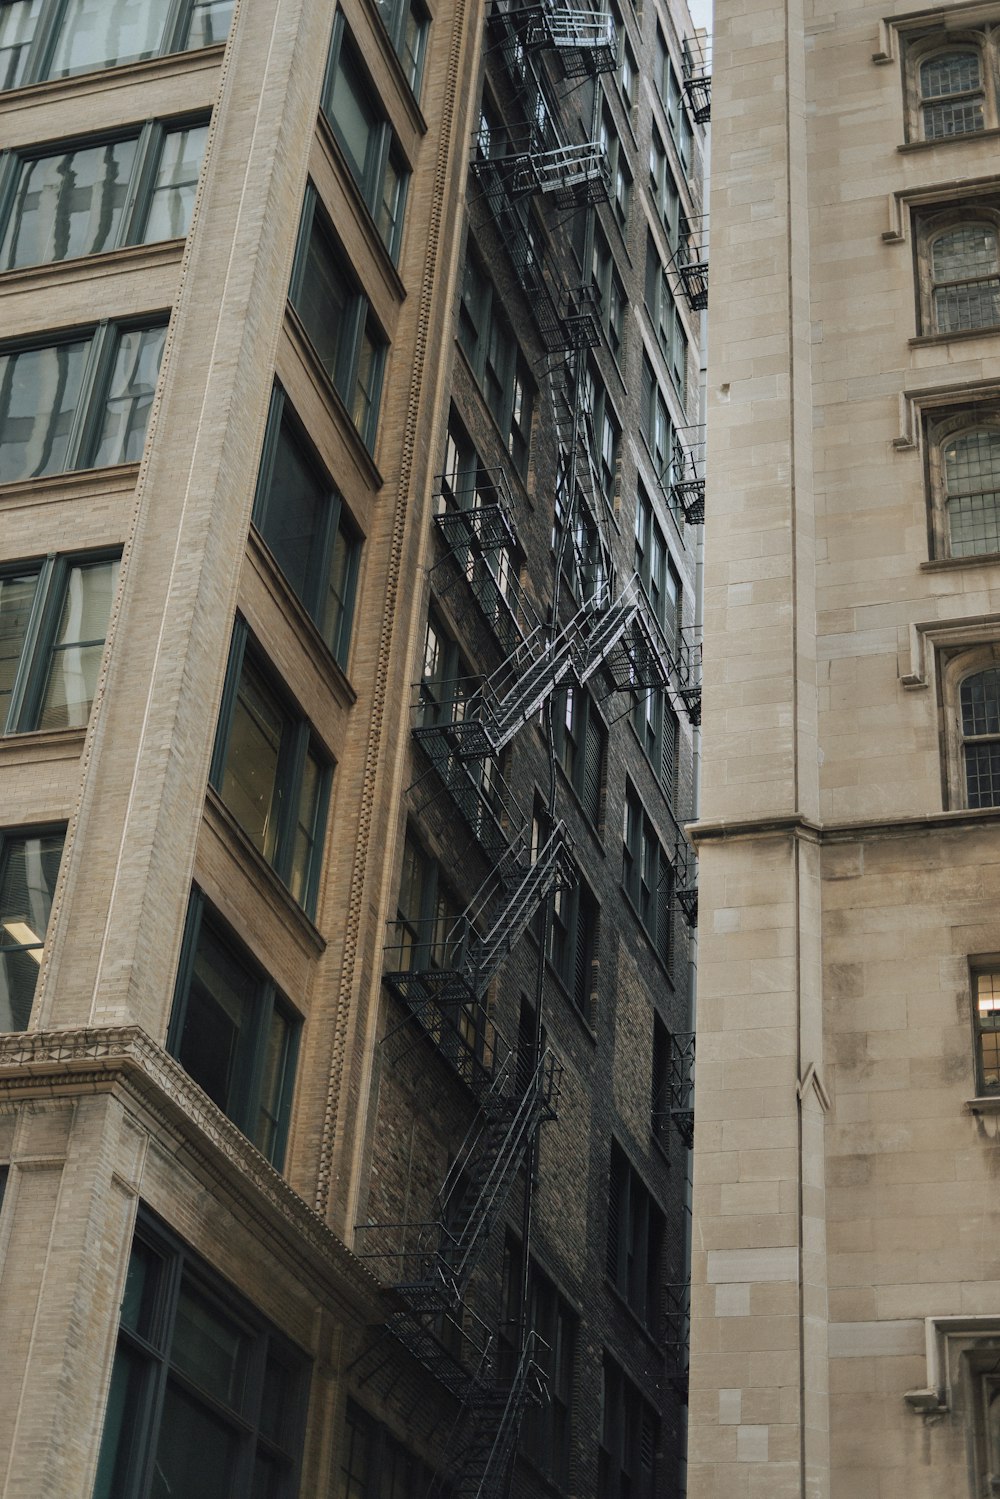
0;0;707;1495
689;0;1000;1495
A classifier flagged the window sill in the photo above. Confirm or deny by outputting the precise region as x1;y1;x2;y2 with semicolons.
967;1095;1000;1114
0;239;185;299
899;126;1000;153
921;553;1000;572
0;43;225;119
909;326;1000;348
0;726;86;766
203;789;326;957
0;462;140;509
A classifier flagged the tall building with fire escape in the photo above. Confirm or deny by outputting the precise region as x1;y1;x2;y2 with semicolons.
0;0;706;1496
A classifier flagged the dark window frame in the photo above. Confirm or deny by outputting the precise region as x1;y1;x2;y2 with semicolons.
374;0;429;97
210;619;332;917
458;251;534;474
599;1353;659;1499
0;0;233;95
0;823;65;1032
623;780;672;965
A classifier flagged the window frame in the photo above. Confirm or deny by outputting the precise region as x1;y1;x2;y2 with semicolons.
0;547;120;735
252;385;362;669
321;16;411;262
599;1353;659;1499
93;1209;309;1499
372;0;429;98
210;619;332;917
0;115;209;273
622;781;672;965
904;34;993;142
0;823;65;1032
0;0;233;95
0;316;168;485
925;410;1000;560
969;960;1000;1095
338;1400;439;1499
168;890;301;1167
457;252;534;474
914;205;1000;337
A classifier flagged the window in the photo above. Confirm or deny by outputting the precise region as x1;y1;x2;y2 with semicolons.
623;782;672;962
591;227;626;361
0;551;118;733
93;1211;307;1499
918;47;985;139
394;829;463;973
554;482;606;604
651;1012;671;1144
582;364;620;507
644;234;688;400
501;1241;577;1490
0;119;207;272
617;27;636;113
419;608;472;728
958;665;1000;807
648;129;681;249
0;319;166;484
655;29;693;171
1;0;232;92
634;488;681;640
930;422;1000;558
288;191;387;449
338;1401;439;1499
253;387;361;666
599;1356;659;1499
599;108;631;232
322;19;410;260
458;256;534;474
546;873;597;1016
916;215;1000;336
0;826;64;1031
606;1141;664;1330
438;418;526;650
552;686;605;824
210;622;331;915
639;354;672;480
972;966;1000;1092
375;0;429;96
169;893;299;1166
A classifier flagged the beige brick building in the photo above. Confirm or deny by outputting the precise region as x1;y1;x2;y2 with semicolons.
0;0;707;1495
690;0;1000;1495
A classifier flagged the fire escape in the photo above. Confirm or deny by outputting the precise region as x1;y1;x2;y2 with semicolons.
666;425;706;527
681;31;711;123
669;213;709;312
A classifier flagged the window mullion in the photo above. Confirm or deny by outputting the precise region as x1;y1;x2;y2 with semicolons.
209;619;249;787
272;720;308;884
66;321;111;471
4;557;49;732
21;0;63;88
10;554;60;731
120;122;161;248
164;0;196;56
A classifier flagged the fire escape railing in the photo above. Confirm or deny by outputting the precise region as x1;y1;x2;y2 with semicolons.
489;2;618;78
669;214;709;312
657;811;697;928
663;1282;691;1402
668;1031;695;1149
682;32;712;122
444;1330;549;1499
664;426;705;527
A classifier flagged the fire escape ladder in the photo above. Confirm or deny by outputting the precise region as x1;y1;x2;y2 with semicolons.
445;1331;548;1499
668;1031;695;1149
663;1282;691;1403
436;1048;562;1294
412;720;530;867
462;824;576;991
681;31;712;122
668;214;709;311
665;426;706;526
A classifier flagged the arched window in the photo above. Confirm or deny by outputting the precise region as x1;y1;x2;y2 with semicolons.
930;224;1000;333
960;668;1000;806
941;428;1000;556
919;49;985;138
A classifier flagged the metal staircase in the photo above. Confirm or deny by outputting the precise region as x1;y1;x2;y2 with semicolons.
432;470;541;656
440;1332;548;1499
489;3;618;77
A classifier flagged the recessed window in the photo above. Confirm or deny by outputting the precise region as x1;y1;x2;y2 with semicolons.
607;1140;665;1331
972;967;1000;1092
458;254;534;474
288;191;387;450
253;387;361;668
211;622;331;915
0;119;208;271
419;608;472;727
927;221;1000;334
599;1354;659;1499
648;128;681;249
0;0;233;93
393;829;463;974
0;551;118;733
0;319;166;484
919;47;985;138
0;826;64;1031
322;19;410;260
639;353;672;482
591;227;626;362
927;415;1000;559
634;486;681;641
376;0;429;95
644;233;688;399
546;871;598;1016
623;782;672;963
501;1240;577;1490
959;665;1000;807
552;686;605;826
169;892;300;1166
93;1212;308;1499
338;1400;438;1499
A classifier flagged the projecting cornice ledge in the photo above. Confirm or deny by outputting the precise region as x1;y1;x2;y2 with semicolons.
0;1025;385;1318
689;806;1000;846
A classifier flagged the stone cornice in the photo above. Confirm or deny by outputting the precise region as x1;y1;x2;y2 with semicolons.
0;1026;385;1321
688;805;1000;846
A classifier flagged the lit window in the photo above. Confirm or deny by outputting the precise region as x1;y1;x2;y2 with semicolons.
973;968;1000;1091
322;19;410;260
0;827;64;1031
0;551;117;733
253;387;361;668
0;320;166;484
959;667;1000;808
169;892;300;1166
1;0;232;92
211;623;331;915
94;1213;308;1499
288;191;387;449
919;48;985;139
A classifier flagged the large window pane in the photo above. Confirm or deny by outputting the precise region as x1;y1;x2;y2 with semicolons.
0;0;41;90
260;423;326;603
91;323;166;467
48;0;169;78
295;215;350;383
177;920;253;1113
0;340;88;482
1;137;137;269
327;40;379;184
152;1381;239;1499
220;661;284;861
185;0;233;48
0;572;39;726
37;558;117;730
141;124;208;243
0;831;63;1030
171;1286;249;1410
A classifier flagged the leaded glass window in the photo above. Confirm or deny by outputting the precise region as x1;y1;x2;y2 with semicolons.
960;668;1000;806
943;429;1000;556
931;225;1000;333
974;969;1000;1090
920;49;985;139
